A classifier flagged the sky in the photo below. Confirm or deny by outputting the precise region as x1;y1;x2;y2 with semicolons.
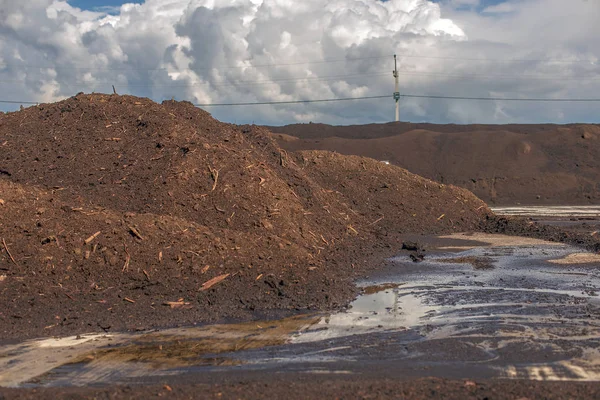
0;0;599;125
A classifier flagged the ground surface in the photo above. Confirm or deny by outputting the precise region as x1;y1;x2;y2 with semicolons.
2;229;600;398
2;377;600;399
270;121;600;205
0;94;490;341
2;95;600;399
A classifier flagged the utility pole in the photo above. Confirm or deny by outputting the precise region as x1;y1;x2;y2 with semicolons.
393;54;400;122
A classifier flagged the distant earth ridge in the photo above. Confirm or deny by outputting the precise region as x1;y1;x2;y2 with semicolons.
270;122;600;205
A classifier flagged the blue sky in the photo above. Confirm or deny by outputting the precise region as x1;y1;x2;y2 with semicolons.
69;0;140;11
71;0;508;12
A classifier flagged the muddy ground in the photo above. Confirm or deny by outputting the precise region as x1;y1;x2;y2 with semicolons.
2;230;600;399
2;95;600;398
271;121;600;205
2;377;600;400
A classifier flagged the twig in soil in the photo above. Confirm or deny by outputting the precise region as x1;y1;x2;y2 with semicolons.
143;270;150;281
200;273;230;291
84;231;101;245
226;212;236;224
208;165;219;191
368;216;384;226
128;226;144;240
2;238;18;267
124;297;135;303
279;150;289;167
122;243;131;272
437;214;446;221
320;235;329;245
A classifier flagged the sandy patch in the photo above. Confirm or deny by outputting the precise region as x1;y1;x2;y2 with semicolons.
548;253;600;265
439;233;563;248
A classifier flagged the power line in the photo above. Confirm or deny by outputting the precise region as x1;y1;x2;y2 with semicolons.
0;55;388;73
401;94;600;102
0;71;390;88
0;100;39;105
398;70;600;81
3;93;600;108
1;52;594;74
195;95;390;106
396;53;598;64
196;94;600;106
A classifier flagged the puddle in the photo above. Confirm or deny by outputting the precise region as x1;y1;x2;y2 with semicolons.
1;233;600;386
491;206;600;217
0;315;320;387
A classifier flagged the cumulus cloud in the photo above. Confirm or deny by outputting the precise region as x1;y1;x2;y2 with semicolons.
0;0;599;124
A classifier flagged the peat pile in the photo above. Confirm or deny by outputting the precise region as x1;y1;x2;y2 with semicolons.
271;122;600;205
0;94;490;340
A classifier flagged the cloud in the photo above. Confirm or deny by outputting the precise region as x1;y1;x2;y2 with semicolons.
482;2;516;14
0;0;599;125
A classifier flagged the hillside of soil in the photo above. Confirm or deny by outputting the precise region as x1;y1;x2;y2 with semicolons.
270;122;600;205
0;94;491;340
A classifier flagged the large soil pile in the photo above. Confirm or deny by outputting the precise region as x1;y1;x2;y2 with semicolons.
0;94;490;340
271;122;600;205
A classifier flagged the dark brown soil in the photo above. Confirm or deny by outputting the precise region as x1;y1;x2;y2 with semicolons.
0;94;491;341
481;214;600;253
1;377;599;399
271;121;600;205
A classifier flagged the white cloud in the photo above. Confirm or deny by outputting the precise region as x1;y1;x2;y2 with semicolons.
482;2;516;14
0;0;599;125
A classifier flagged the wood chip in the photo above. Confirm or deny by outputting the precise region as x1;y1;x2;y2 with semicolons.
163;300;191;309
437;214;446;221
122;243;131;272
0;199;5;206
84;231;101;245
208;165;219;191
129;226;144;240
200;273;230;291
2;238;18;267
368;216;384;226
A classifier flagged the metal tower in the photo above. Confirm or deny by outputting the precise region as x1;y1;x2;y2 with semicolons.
393;54;400;122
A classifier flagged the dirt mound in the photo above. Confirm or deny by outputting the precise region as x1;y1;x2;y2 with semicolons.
0;94;490;340
271;122;600;205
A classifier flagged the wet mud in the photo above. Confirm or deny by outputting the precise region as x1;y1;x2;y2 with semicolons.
2;232;599;393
